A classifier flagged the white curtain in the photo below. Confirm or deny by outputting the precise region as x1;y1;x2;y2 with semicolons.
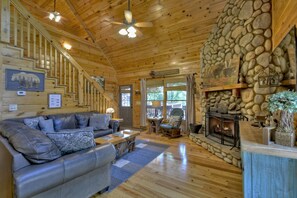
140;78;147;127
186;74;196;133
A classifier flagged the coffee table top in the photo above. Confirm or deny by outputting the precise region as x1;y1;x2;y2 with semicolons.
95;130;140;145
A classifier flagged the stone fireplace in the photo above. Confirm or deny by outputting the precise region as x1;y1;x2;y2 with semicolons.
190;0;296;168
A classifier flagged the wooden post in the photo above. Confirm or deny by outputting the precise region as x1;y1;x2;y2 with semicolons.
78;70;84;105
0;0;10;43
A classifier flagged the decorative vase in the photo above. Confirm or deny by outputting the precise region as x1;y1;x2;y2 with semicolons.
274;110;296;147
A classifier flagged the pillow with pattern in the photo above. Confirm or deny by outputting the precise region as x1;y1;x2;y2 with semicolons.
168;116;181;127
24;116;45;130
46;127;95;155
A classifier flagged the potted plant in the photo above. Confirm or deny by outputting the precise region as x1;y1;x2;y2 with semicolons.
268;91;297;147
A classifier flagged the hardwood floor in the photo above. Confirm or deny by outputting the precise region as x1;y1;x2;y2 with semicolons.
97;132;243;198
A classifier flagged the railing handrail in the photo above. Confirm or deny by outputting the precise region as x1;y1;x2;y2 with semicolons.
11;0;117;109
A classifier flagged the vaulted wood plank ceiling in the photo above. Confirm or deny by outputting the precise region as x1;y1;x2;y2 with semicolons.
20;0;227;79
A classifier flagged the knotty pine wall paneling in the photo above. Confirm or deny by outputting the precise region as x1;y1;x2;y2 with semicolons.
272;0;297;50
48;30;119;103
0;43;89;120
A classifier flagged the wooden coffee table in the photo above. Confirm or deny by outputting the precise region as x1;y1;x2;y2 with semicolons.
95;130;140;158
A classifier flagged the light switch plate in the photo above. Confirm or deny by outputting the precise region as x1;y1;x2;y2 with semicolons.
17;91;26;96
9;104;17;112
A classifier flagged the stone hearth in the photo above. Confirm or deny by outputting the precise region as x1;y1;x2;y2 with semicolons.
189;133;241;168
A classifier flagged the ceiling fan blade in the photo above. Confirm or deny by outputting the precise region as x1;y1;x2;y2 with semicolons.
111;21;124;25
124;10;133;23
134;22;153;28
135;27;143;37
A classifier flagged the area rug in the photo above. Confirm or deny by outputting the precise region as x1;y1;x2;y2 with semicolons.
109;139;169;191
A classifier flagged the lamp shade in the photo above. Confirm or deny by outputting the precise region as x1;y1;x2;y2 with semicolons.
152;101;161;107
106;108;115;114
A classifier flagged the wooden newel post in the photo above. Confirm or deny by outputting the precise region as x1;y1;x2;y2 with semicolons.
0;0;10;43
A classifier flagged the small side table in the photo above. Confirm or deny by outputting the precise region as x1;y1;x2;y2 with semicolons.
147;117;163;134
111;118;124;131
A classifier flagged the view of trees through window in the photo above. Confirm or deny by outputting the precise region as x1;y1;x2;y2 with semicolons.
147;80;186;118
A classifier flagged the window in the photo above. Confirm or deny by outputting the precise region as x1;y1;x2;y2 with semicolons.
146;86;163;117
166;90;186;118
146;78;186;119
121;86;131;107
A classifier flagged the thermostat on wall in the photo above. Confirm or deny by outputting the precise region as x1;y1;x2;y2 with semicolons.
17;91;26;96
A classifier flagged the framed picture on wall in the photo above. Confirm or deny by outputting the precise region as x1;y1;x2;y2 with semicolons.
5;69;45;92
48;93;62;109
91;76;105;90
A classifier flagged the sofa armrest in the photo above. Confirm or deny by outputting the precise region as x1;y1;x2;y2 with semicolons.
0;137;13;198
109;120;120;133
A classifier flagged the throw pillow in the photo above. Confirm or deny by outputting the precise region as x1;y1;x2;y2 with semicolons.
0;121;61;164
24;116;45;130
49;114;76;131
89;114;110;130
168;116;181;127
39;119;55;133
46;127;95;155
75;114;90;128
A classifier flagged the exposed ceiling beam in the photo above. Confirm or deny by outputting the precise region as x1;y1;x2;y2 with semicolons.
64;0;116;69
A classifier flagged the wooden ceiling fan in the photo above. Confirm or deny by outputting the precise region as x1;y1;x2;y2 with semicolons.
111;0;153;38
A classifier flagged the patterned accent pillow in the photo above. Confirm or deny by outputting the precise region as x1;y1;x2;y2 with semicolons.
39;119;55;133
24;116;45;130
168;116;181;127
89;114;110;130
46;127;95;155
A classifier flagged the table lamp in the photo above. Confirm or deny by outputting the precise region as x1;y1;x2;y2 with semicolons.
106;107;115;118
152;101;161;117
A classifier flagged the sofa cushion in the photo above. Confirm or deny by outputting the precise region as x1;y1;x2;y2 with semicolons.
89;114;110;130
46;127;95;155
23;116;45;130
75;114;90;128
48;114;76;131
93;129;113;138
0;121;61;164
39;119;55;133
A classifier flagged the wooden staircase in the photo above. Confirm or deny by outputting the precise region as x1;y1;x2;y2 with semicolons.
3;0;118;114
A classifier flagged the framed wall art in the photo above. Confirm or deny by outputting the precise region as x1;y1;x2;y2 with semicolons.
5;69;45;92
48;93;62;109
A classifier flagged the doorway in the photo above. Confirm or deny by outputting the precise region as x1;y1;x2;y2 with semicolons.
119;85;133;127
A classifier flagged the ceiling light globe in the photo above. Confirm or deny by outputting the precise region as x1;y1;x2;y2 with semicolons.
55;14;61;22
49;12;54;20
119;28;128;35
128;32;136;38
127;26;136;33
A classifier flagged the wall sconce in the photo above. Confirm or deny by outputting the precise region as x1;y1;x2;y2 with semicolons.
63;42;72;50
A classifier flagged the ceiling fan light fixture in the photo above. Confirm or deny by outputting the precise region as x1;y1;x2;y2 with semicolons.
127;26;136;33
119;28;128;35
49;0;61;22
128;32;136;38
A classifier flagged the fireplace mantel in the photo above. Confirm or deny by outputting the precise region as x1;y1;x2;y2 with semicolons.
201;83;247;97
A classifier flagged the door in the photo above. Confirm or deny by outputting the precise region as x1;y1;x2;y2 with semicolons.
119;85;133;127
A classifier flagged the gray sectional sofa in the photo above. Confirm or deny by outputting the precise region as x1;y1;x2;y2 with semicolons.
0;112;119;198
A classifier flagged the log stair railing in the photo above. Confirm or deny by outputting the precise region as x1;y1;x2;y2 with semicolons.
5;0;117;113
